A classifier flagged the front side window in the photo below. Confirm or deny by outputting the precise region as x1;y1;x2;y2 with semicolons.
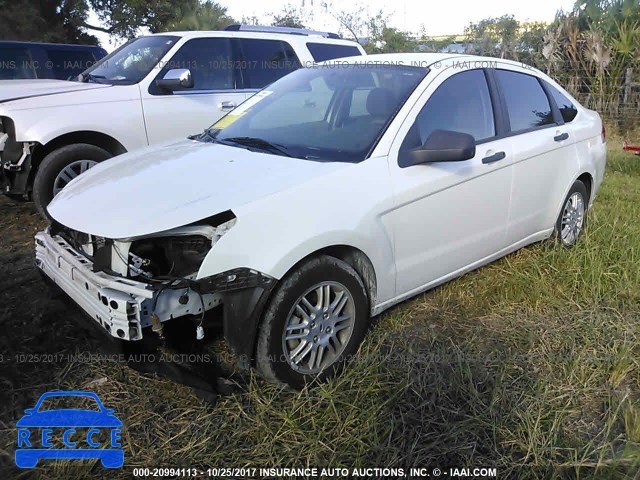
203;64;427;163
156;38;234;91
81;35;179;85
238;39;301;89
547;83;578;123
401;69;495;153
495;69;554;132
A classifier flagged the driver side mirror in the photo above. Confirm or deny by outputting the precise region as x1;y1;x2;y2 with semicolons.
402;129;476;167
156;68;193;92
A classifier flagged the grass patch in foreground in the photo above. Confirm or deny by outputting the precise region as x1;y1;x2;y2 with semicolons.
2;143;639;479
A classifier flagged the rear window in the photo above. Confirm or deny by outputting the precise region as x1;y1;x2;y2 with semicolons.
306;43;363;62
46;49;97;80
0;47;36;79
547;83;578;123
238;39;301;89
495;69;554;132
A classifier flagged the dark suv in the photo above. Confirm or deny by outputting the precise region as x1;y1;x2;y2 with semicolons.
0;41;107;80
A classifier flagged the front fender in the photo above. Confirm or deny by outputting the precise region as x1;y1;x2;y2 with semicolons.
196;156;397;306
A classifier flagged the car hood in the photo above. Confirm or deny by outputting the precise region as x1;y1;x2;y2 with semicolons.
0;79;110;103
16;410;122;428
48;140;352;239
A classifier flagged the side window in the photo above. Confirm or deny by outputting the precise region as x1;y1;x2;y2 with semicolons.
547;83;578;123
401;69;495;152
495;70;554;132
158;38;234;91
0;48;36;80
306;43;363;62
238;39;301;89
46;49;96;79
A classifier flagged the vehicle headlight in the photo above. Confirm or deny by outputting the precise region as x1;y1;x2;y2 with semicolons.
127;217;236;280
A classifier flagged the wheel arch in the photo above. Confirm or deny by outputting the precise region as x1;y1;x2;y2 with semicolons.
576;171;593;204
30;131;127;178
284;244;378;313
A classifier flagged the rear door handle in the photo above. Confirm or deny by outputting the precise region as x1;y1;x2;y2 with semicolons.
219;101;236;110
482;151;506;164
554;132;569;142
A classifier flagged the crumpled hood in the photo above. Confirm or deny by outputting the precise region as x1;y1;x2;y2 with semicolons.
48;140;350;239
0;79;110;103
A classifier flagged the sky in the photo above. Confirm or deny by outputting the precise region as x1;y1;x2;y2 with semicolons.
92;0;578;51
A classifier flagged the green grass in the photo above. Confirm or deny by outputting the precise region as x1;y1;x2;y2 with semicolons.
4;141;640;479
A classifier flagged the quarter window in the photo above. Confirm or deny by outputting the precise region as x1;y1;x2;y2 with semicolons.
46;49;96;79
238;39;301;89
307;43;363;62
547;83;578;123
0;48;36;80
495;70;554;132
401;69;495;152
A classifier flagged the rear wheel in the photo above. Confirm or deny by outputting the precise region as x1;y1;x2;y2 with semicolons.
33;143;112;218
555;180;588;248
256;255;369;389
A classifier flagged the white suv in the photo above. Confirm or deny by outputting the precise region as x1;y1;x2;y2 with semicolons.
36;54;606;388
0;25;364;215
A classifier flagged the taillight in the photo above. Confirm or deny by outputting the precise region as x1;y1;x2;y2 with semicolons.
601;124;606;143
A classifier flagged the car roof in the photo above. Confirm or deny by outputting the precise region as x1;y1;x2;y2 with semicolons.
0;40;105;52
148;30;362;46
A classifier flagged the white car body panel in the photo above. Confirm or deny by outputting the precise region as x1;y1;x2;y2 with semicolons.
0;79;110;103
37;53;607;342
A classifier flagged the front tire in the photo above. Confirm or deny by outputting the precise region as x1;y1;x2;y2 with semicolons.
33;143;111;218
555;180;588;248
256;255;369;389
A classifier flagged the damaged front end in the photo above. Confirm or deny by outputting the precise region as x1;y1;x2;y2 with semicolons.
0;116;35;197
35;213;276;365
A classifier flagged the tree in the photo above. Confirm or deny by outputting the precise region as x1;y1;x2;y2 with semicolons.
464;15;520;59
165;1;235;31
0;0;99;44
271;4;309;28
86;0;184;37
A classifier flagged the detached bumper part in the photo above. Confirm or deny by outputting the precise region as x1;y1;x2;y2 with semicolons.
198;268;276;368
34;230;222;341
0;118;34;196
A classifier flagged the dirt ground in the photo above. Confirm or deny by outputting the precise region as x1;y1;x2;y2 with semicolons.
0;196;227;476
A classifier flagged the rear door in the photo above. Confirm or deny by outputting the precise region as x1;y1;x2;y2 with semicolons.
492;68;578;244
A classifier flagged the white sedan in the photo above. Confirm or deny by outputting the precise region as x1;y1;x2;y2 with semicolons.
36;53;607;388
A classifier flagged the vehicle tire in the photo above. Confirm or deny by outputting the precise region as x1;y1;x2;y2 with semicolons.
33;143;112;218
256;255;370;389
555;179;588;248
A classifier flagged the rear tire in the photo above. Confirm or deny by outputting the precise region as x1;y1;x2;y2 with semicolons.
256;255;369;389
555;180;588;248
33;143;111;218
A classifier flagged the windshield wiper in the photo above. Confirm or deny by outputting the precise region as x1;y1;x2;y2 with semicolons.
190;127;220;142
222;136;293;157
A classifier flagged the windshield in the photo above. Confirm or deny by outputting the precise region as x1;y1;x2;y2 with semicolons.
203;64;427;162
79;35;179;85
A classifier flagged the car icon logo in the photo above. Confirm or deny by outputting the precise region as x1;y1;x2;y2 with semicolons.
15;390;123;468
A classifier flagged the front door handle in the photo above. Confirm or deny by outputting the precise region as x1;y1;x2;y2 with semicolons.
219;101;236;110
554;132;569;142
482;151;506;164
